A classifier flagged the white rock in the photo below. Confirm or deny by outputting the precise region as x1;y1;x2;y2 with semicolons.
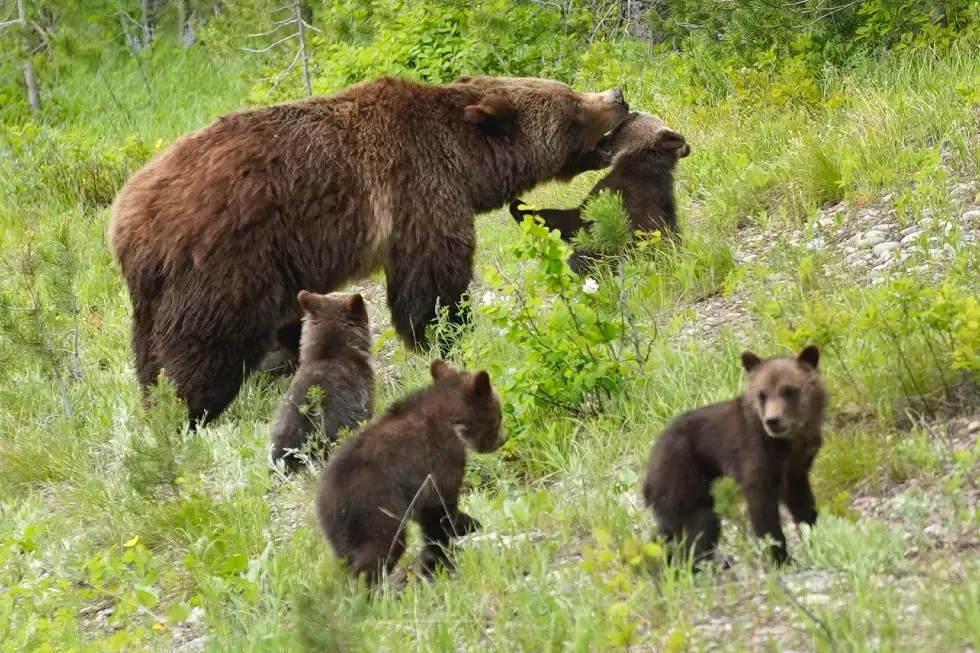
924;523;945;538
901;231;923;244
963;210;980;222
967;420;980;435
872;241;901;257
856;230;887;247
876;222;898;232
176;636;209;653
806;237;826;250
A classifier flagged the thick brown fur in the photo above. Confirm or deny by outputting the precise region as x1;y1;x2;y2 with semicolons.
110;75;629;426
269;290;374;473
642;345;826;566
510;111;690;274
316;359;506;584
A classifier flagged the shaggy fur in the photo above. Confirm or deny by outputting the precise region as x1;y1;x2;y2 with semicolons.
510;111;690;274
110;75;629;426
642;345;826;565
316;359;506;584
269;291;374;473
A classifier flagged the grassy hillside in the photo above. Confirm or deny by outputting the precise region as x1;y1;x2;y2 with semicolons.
1;2;979;651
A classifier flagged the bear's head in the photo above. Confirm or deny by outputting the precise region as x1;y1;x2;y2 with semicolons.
741;345;826;440
597;110;691;165
452;76;630;181
296;290;371;362
429;358;507;454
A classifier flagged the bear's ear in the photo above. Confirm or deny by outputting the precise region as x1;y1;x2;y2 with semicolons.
464;97;517;135
297;290;322;314
797;345;820;370
656;128;687;151
430;359;455;380
741;351;762;373
346;293;366;316
466;370;492;398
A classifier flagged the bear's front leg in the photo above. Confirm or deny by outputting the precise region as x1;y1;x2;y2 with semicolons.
386;216;475;351
783;470;818;527
743;482;789;565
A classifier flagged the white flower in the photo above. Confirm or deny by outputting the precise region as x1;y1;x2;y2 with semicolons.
481;291;497;306
582;278;599;295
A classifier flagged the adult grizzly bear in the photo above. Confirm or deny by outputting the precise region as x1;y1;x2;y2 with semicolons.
110;76;629;425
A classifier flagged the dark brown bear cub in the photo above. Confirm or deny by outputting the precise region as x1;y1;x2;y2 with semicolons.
316;359;506;584
269;290;374;473
643;345;826;566
510;111;690;274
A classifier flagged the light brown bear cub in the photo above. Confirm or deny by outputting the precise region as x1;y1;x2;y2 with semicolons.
643;345;826;566
316;359;506;584
269;290;374;473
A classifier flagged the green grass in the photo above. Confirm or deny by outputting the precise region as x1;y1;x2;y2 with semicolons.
1;30;979;653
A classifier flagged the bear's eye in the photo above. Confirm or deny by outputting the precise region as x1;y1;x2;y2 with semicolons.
781;386;799;400
758;391;767;404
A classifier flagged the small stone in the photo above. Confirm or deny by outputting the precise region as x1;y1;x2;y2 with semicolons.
924;523;945;538
950;181;978;202
963;210;980;222
805;237;826;250
176;636;209;653
901;231;923;244
872;241;901;257
855;230;887;247
807;593;832;606
186;606;205;625
876;222;898;232
967;420;980;435
881;193;894;204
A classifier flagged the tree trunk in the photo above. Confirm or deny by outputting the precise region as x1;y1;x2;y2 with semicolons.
16;0;40;113
296;1;311;97
177;0;194;47
140;0;153;48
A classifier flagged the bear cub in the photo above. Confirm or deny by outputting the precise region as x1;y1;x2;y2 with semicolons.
510;111;690;274
643;345;826;566
269;290;374;473
316;359;507;584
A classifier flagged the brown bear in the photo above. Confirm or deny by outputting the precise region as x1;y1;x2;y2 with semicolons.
316;359;506;584
509;111;690;274
642;345;826;566
109;75;629;427
269;290;374;473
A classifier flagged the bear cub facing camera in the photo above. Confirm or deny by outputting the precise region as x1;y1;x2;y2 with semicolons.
269;290;374;473
643;345;826;566
316;359;506;584
510;111;690;274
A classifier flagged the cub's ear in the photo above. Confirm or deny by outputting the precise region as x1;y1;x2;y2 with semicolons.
656;128;687;151
464;96;517;135
346;293;366;315
741;351;762;373
466;370;492;398
797;344;820;370
430;358;456;380
297;290;322;314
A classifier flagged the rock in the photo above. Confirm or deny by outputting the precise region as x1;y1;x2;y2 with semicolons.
950;181;978;202
963;209;980;222
876;222;898;232
176;636;209;653
924;523;945;538
854;230;887;247
967;420;980;435
900;231;923;244
872;241;901;257
805;237;826;250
